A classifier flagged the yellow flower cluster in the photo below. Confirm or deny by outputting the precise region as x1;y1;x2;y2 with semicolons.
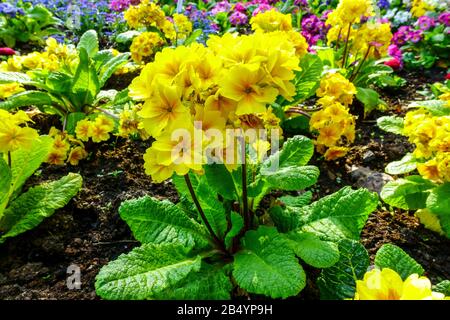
411;0;434;18
250;10;308;57
0;110;39;154
354;268;447;300
172;13;193;40
0;38;78;73
130;32;164;64
0;82;25;99
75;115;115;143
124;0;166;29
118;105;148;139
403;108;450;182
310;73;357;160
129;32;300;182
46;127;88;166
325;0;392;62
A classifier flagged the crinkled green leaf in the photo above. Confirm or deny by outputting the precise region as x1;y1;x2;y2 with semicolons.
433;280;450;296
204;163;237;200
119;196;211;250
261;165;319;191
70;48;100;108
0;173;82;243
0;91;53;111
98;52;130;87
426;183;450;237
0;158;11;209
233;226;305;299
374;244;424;280
77;30;99;58
0;72;34;85
284;232;339;268
381;176;436;210
95;243;202;300
377;115;404;135
317;239;369;300
408;100;450;116
385;153;417;175
224;212;244;250
293;54;323;101
279;191;312;208
297;187;378;241
155;263;232;300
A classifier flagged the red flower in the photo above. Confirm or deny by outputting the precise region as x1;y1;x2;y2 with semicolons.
0;47;16;56
445;73;450;80
384;58;401;69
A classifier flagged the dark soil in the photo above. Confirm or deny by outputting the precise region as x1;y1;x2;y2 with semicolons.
0;69;449;300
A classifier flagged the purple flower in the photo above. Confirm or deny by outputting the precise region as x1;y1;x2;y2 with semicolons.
211;1;231;15
229;11;248;26
388;44;402;60
301;15;323;33
438;12;450;26
234;2;246;13
417;16;435;30
392;25;413;45
252;4;272;16
408;30;423;43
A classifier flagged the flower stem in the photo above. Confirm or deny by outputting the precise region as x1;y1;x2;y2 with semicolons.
349;46;372;82
241;141;250;230
184;174;226;253
7;151;11;167
342;22;352;68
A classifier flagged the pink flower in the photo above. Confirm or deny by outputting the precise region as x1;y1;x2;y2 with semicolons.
229;11;248;26
384;57;401;69
0;47;15;55
234;2;246;12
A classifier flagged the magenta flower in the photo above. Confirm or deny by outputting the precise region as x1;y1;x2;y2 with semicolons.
408;30;423;43
211;1;231;15
438;12;450;26
417;16;435;30
229;11;248;26
252;4;272;16
0;47;15;55
234;2;247;13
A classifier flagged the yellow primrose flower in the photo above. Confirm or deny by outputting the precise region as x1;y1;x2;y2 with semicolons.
355;268;447;300
95;115;115;133
68;146;88;166
324;146;349;161
417;159;441;182
250;9;293;33
91;122;111;143
0;123;39;153
316;73;356;106
51;134;71;154
316;125;342;147
0;82;25;99
220;65;279;115
130;32;164;64
46;149;67;165
75;119;93;142
173;13;193;39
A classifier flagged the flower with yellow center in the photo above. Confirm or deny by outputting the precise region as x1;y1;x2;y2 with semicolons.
68;146;88;166
95;115;115;133
220;65;279;115
75;119;93;142
139;83;191;137
250;9;293;33
417;159;441;182
0;83;25;99
355;268;447;300
316;73;356;106
91;122;111;143
324;146;349;161
0;123;39;153
316;125;342;147
46;150;67;165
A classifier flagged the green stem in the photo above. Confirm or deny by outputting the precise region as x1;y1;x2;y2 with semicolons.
349;46;372;82
342;22;352;68
7;151;11;167
241;145;250;230
184;174;226;253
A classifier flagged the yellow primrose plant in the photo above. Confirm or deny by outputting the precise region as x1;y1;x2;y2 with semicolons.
0;110;82;244
94;32;379;300
378;96;450;238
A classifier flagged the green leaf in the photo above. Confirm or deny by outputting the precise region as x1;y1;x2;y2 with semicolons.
224;212;244;250
0;158;12;210
155;263;232;300
98;52;130;88
381;176;436;210
408;100;450;116
0;173;82;243
284;232;339;268
433;280;450;296
377;115;404;135
279;191;312;207
45;72;72;93
115;31;141;44
261;165;320;191
233;226;305;298
204;164;237;200
77;30;99;58
118;196;211;250
293;54;323;101
0;72;34;85
374;244;424;280
10;136;53;194
269;204;300;233
70;48;100;109
95;243;202;300
385;153;417;175
183;29;203;46
426;183;450;237
261;135;315;171
297;187;378;241
0;91;53;111
317;239;369;300
356;87;380;114
66;112;86;135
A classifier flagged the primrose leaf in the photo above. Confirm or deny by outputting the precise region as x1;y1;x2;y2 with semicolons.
118;196;211;250
284;232;340;268
433;280;450;296
296;187;378;241
0;72;34;85
0;91;53;111
381;176;436;210
77;29;99;58
224;212;244;250
95;243;202;300
154;263;232;300
204;164;237;200
98;52;130;87
0;158;12;208
70;48;100;108
10;135;53;194
233;226;306;299
317;239;369;300
408;100;450;116
377;115;404;135
426;183;450;237
261;165;319;191
279;191;313;208
0;173;82;243
293;53;323;101
374;244;424;280
385;153;417;175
